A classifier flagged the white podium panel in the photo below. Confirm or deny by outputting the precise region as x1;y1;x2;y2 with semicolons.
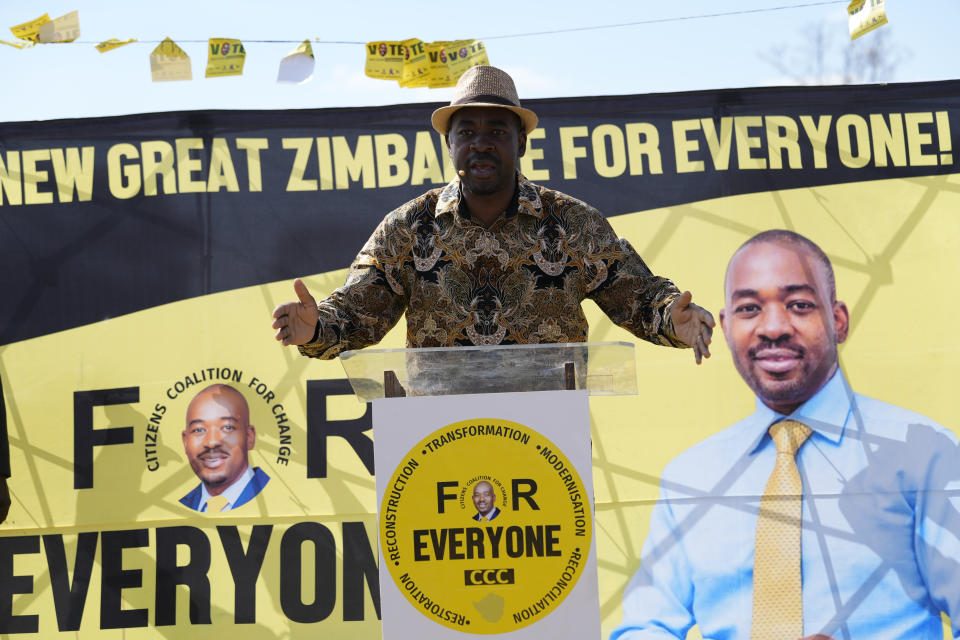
373;390;600;639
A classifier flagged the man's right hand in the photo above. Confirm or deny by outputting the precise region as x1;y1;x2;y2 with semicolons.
272;278;320;346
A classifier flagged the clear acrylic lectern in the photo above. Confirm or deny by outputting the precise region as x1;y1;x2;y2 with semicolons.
338;341;638;401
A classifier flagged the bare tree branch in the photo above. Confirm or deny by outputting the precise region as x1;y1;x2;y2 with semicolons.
760;20;908;85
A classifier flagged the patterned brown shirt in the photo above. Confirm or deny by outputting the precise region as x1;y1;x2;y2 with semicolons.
299;174;688;359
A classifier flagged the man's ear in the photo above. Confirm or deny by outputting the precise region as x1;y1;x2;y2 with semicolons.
719;307;735;348
246;425;257;450
833;301;850;344
517;130;527;158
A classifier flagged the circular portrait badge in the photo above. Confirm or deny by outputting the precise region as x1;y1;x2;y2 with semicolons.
379;418;591;633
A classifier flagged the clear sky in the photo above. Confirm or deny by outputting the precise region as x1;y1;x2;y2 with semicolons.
0;0;957;123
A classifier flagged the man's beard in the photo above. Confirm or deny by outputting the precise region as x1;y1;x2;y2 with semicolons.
735;338;837;411
463;152;505;195
466;180;501;196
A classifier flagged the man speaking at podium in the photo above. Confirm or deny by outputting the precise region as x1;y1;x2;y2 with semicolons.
272;66;714;361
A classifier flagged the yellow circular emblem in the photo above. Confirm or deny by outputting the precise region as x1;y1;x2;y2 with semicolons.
380;418;591;633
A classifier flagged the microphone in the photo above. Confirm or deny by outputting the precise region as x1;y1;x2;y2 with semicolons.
458;169;466;177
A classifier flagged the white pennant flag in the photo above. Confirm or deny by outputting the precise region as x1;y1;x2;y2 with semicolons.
277;39;315;84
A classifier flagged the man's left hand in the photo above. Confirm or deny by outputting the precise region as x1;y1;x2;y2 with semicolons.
669;291;715;364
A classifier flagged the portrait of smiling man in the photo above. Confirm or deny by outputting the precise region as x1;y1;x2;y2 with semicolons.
471;480;500;522
180;384;270;513
615;229;960;639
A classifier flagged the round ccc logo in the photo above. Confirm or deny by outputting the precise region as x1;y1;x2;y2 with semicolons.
379;418;591;634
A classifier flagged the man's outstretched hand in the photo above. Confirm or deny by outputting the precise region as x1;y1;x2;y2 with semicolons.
669;290;715;364
272;278;320;346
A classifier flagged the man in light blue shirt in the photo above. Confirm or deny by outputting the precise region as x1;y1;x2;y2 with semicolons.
614;230;960;639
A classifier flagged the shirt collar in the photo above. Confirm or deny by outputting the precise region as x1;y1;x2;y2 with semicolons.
478;507;498;521
747;369;851;453
434;172;543;220
199;465;255;511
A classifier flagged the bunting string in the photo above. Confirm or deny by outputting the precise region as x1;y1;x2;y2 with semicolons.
2;2;885;88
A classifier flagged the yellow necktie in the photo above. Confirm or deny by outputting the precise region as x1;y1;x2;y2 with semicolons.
205;495;229;514
751;419;812;640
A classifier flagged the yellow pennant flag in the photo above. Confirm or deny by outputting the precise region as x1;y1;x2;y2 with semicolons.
400;38;429;88
424;41;455;88
96;38;136;53
848;0;888;40
296;40;313;56
37;10;80;43
150;37;192;82
364;41;405;80
445;39;489;82
0;38;32;50
206;38;246;78
10;14;50;42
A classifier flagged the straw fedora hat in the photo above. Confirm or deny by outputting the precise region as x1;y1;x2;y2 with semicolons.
431;65;538;135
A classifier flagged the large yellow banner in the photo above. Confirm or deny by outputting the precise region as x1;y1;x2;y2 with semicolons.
1;82;958;638
4;173;958;636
